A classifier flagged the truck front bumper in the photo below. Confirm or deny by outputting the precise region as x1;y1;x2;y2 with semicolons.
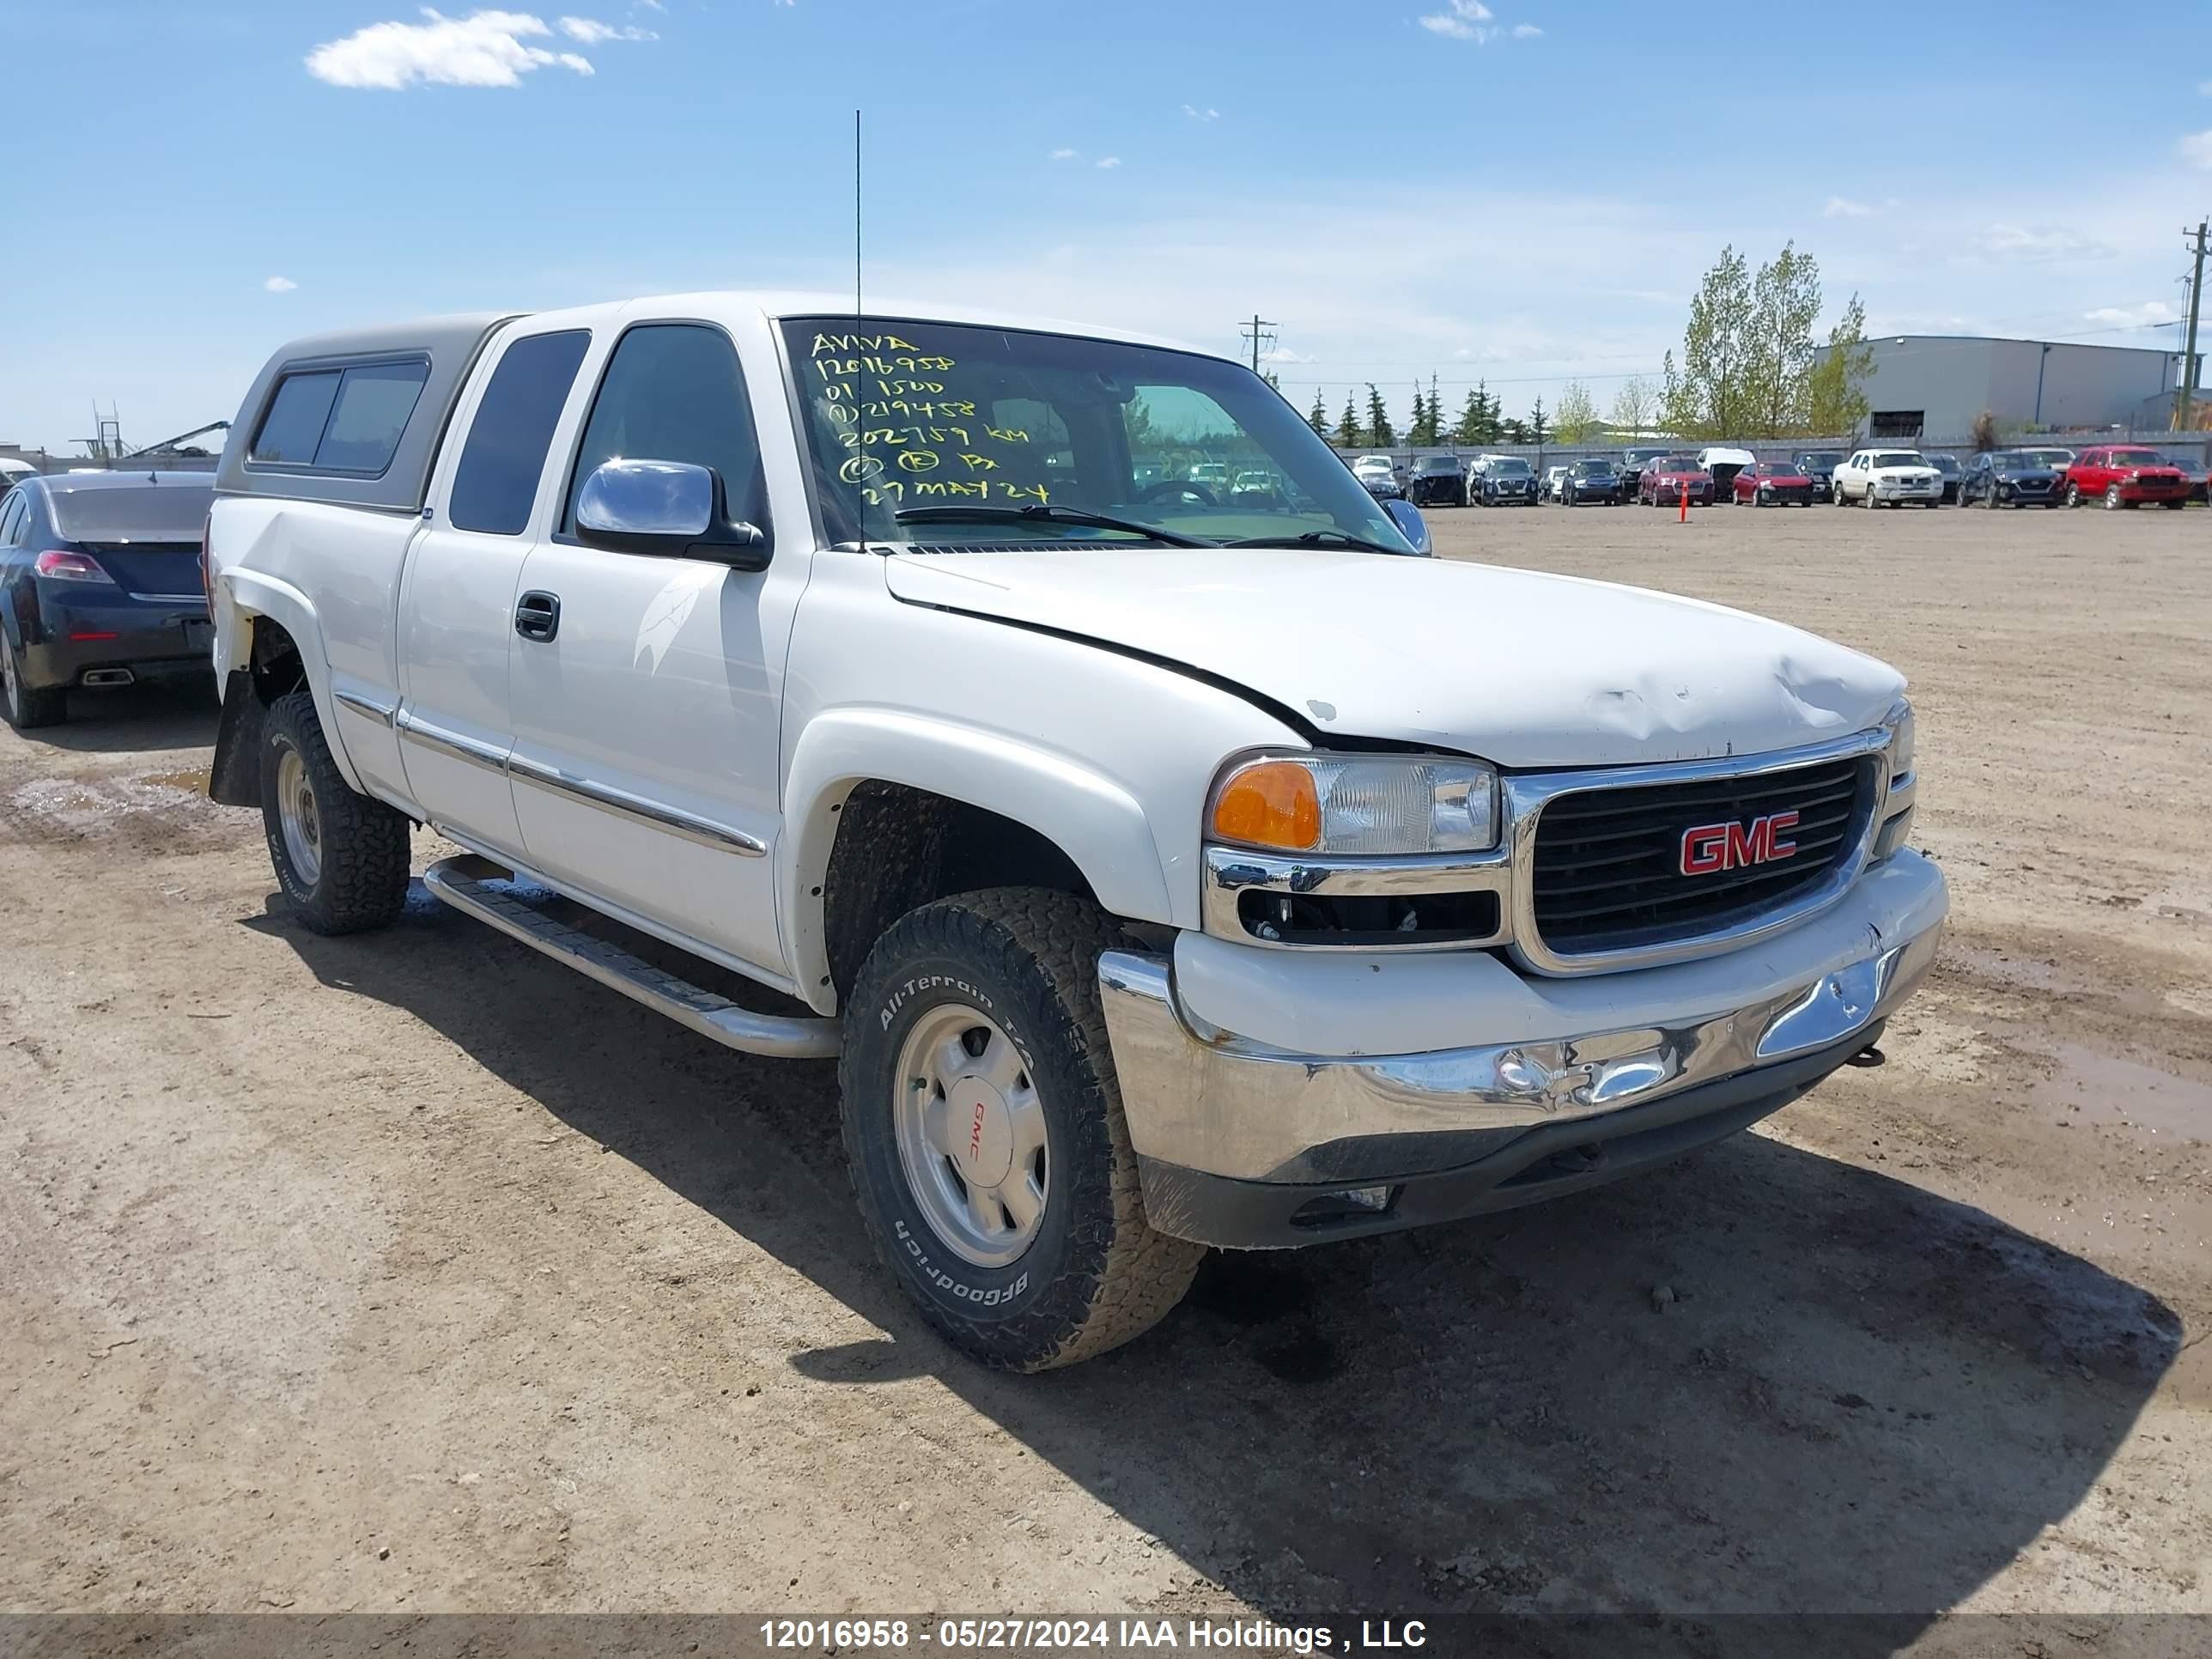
1099;850;1947;1249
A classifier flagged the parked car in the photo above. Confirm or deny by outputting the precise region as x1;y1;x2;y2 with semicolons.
1559;458;1617;506
1539;463;1570;504
2013;447;2075;478
1;470;216;729
1832;449;1942;508
0;457;38;492
1469;454;1537;505
1230;469;1284;505
2063;445;2190;509
1958;451;2065;509
203;293;1941;1373
1696;447;1755;504
1791;450;1845;501
1733;460;1816;507
1356;465;1404;501
1406;453;1467;507
1926;453;1963;505
1638;454;1711;506
1617;446;1670;501
2172;454;2210;504
1188;461;1231;493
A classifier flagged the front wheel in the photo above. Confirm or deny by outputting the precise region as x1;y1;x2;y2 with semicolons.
840;889;1204;1371
260;687;411;934
2106;484;2124;510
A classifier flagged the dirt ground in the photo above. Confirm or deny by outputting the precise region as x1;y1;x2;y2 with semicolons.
1;500;2206;1641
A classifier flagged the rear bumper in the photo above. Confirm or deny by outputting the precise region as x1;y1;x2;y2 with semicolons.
1098;851;1947;1249
22;595;211;690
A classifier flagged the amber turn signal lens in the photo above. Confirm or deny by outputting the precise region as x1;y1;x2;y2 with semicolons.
1211;761;1322;851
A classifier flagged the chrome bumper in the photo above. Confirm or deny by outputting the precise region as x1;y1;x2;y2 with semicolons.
1098;856;1946;1193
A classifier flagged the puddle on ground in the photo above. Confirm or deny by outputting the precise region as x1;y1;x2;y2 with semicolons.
2024;1043;2211;1141
137;768;210;794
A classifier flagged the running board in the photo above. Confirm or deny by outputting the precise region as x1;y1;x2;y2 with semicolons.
422;854;840;1060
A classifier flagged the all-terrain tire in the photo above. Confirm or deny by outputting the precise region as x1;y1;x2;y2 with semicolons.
260;686;410;935
840;888;1204;1371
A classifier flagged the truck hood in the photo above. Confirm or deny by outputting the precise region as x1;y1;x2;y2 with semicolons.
1869;466;1938;482
883;548;1904;768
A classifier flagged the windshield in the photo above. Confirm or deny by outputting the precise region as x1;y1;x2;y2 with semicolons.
1871;452;1925;469
781;318;1411;551
49;482;215;543
2110;449;2166;467
1415;456;1460;473
1763;463;1802;477
2021;449;2073;466
1990;453;2041;472
1487;458;1531;477
1572;460;1612;475
1798;452;1843;466
1658;455;1699;471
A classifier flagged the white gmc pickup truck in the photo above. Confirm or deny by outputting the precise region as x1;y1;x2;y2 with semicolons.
203;294;1947;1371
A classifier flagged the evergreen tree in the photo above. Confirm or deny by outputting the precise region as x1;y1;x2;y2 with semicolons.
1452;389;1484;446
1474;380;1500;442
1308;390;1329;438
1499;417;1528;445
1408;388;1430;447
1528;397;1549;446
1335;390;1362;449
1364;384;1396;448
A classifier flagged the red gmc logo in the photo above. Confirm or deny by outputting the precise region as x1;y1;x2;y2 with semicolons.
1680;811;1799;876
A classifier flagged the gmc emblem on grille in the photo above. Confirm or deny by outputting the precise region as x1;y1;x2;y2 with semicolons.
1680;811;1799;876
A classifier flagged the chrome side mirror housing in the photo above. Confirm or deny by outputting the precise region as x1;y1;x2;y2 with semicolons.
574;459;767;569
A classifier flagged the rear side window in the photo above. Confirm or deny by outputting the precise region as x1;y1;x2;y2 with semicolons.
249;360;429;475
562;324;767;535
449;331;592;535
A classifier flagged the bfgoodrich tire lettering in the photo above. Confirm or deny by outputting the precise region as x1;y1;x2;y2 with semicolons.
260;686;410;935
840;889;1204;1371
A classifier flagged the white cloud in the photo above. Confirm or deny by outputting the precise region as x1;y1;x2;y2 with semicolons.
306;9;602;89
1419;2;1493;41
2086;301;2180;327
558;16;655;43
1966;222;2115;263
1512;22;1541;37
2182;130;2212;168
263;276;298;294
1095;156;1121;169
1182;104;1220;120
1259;346;1315;364
1048;147;1077;161
1822;196;1873;217
634;0;664;9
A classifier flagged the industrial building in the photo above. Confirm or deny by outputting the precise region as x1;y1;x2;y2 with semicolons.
1838;335;2197;441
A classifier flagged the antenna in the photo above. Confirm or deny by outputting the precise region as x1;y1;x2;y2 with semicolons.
854;107;867;540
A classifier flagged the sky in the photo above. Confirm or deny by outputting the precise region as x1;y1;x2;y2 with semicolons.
9;0;2212;453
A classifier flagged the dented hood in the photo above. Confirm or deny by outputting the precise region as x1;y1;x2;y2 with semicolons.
883;547;1904;768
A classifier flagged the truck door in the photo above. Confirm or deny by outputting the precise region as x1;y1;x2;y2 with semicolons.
394;326;593;857
506;321;793;978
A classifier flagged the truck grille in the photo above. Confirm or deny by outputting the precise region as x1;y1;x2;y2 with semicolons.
1528;756;1876;956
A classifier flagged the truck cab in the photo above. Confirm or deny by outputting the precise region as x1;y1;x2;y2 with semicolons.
204;293;1946;1372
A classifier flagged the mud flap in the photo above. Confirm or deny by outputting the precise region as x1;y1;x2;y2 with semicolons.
208;670;264;807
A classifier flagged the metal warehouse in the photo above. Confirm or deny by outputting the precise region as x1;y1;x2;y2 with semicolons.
1835;334;2194;441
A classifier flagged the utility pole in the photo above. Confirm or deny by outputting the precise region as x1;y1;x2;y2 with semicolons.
2179;219;2207;431
1239;313;1278;377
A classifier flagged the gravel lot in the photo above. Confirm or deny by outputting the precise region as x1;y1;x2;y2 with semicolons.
2;500;2205;1636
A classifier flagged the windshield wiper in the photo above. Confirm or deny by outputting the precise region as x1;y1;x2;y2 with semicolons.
1221;527;1413;557
890;504;1212;549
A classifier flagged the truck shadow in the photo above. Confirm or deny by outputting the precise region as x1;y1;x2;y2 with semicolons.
14;678;219;753
255;886;2179;1644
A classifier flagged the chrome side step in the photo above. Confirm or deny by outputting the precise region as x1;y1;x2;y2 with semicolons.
422;854;840;1060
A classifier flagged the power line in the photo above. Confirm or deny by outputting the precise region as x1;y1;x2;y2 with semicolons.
1238;313;1278;377
2179;220;2207;430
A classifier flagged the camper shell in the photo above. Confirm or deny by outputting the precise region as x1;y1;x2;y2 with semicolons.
215;313;519;513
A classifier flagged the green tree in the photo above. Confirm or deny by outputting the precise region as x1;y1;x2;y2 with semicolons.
1553;380;1600;443
1499;416;1528;445
1476;380;1501;442
1805;293;1875;438
1673;244;1755;440
1407;387;1426;446
1364;383;1396;448
1308;390;1329;438
1335;390;1362;449
1610;375;1656;438
1261;368;1281;391
1745;240;1825;436
1451;389;1484;446
1527;397;1549;446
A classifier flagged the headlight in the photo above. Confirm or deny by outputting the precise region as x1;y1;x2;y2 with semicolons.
1209;754;1498;855
1885;701;1914;778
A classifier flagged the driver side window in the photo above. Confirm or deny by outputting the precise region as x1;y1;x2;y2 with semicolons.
562;323;768;537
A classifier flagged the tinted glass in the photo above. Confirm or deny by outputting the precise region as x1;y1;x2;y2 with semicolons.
316;362;429;472
449;330;591;535
50;484;215;544
250;371;342;464
1487;459;1531;477
0;492;26;545
565;325;766;534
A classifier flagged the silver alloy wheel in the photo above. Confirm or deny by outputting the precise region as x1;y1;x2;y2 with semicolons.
893;1002;1048;1268
275;743;322;886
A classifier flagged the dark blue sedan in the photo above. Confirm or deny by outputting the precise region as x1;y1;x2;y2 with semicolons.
0;471;215;728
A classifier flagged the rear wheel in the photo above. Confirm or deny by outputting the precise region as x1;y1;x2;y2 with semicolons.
1863;485;1877;508
841;889;1204;1371
260;687;411;935
1;631;68;730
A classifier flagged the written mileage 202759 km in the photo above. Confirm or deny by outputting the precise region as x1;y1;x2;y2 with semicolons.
781;316;1411;552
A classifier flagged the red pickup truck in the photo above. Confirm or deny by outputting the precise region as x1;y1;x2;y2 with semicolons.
2063;446;2190;510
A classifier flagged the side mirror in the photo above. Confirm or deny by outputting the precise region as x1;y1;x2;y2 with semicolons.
574;459;769;570
1383;497;1432;556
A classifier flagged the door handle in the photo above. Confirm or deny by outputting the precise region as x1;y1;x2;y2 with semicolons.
514;590;561;642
